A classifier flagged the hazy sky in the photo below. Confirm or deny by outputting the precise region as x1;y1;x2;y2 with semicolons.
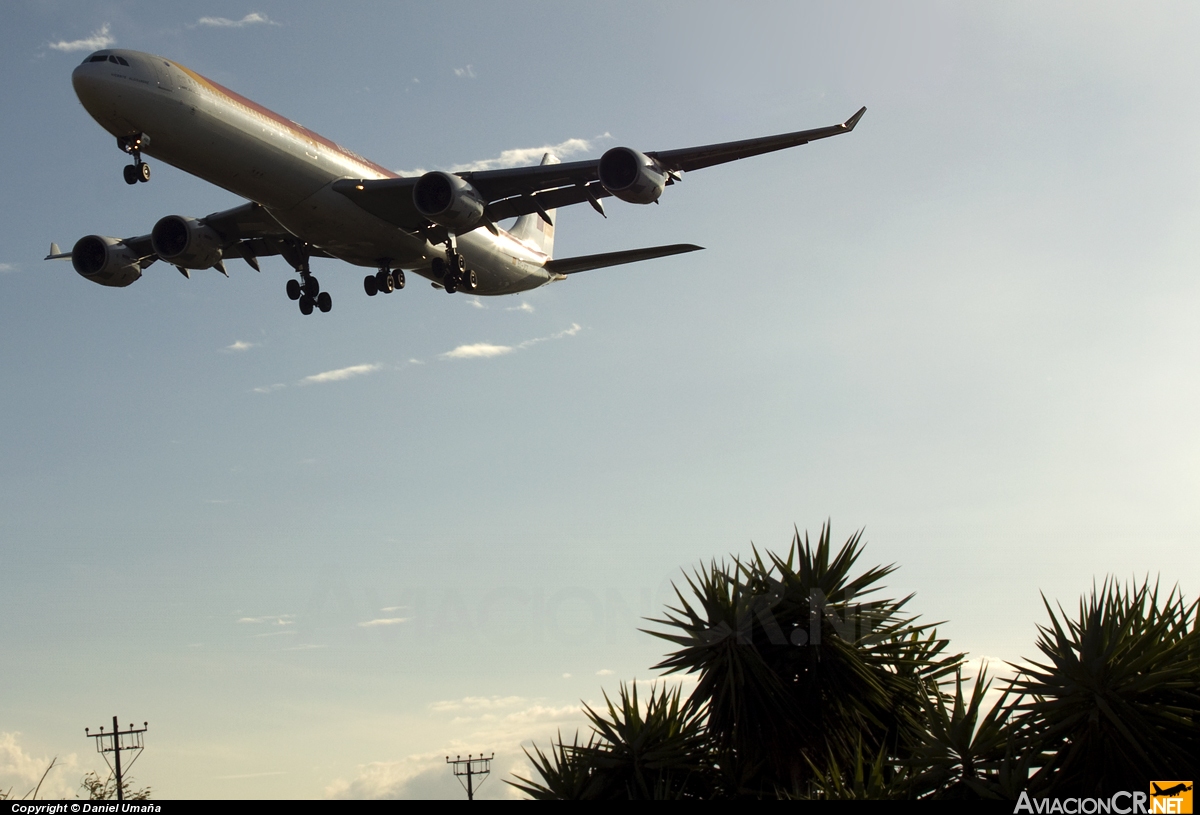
3;0;1199;800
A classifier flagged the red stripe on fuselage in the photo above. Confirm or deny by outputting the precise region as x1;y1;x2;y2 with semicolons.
174;63;399;180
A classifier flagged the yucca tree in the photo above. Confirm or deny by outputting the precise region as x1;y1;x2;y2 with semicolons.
1009;578;1200;796
511;683;716;799
644;523;962;794
906;665;1024;799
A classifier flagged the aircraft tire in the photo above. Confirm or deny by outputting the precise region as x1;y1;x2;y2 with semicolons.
299;295;314;315
304;276;320;296
363;275;378;296
138;162;151;182
466;269;478;290
394;269;405;289
123;165;138;185
444;275;457;294
317;292;332;313
286;279;302;300
376;270;393;294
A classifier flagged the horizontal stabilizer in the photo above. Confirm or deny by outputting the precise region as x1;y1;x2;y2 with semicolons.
543;244;704;276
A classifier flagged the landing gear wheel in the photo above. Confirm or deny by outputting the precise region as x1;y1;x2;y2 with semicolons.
123;165;138;185
364;274;378;296
317;292;332;313
443;272;458;294
375;270;393;294
286;279;302;300
465;269;478;290
431;258;446;277
394;269;405;289
454;253;466;274
299;295;315;315
303;276;320;296
137;162;151;183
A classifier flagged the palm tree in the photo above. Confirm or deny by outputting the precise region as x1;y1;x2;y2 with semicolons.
645;523;962;795
1006;578;1200;796
511;682;716;799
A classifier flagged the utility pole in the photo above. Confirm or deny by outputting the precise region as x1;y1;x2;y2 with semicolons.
446;753;493;800
85;717;147;801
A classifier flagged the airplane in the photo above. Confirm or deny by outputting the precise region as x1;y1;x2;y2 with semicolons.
49;49;865;315
1152;784;1193;797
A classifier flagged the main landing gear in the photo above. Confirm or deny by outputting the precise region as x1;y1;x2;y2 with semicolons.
119;134;151;185
283;246;331;315
431;244;477;295
363;266;405;297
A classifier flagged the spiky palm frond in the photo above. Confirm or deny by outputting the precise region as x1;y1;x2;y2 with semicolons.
644;522;962;793
907;665;1018;799
1009;578;1200;796
508;731;609;800
509;684;715;800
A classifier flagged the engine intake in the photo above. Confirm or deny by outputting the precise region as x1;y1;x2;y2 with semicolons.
598;147;667;205
412;172;487;231
71;236;142;287
151;216;224;269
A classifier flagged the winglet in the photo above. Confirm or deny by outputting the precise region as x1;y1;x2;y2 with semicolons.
842;106;867;131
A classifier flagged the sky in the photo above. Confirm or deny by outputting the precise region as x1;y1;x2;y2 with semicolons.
2;0;1200;800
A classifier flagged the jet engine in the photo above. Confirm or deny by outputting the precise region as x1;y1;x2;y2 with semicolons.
597;147;667;205
412;171;487;231
71;235;143;287
151;215;224;269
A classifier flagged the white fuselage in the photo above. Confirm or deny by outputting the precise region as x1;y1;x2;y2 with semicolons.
71;49;555;294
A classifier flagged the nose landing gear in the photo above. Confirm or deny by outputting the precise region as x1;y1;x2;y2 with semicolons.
118;135;151;185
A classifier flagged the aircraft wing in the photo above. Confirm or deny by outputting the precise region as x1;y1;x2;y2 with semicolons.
46;201;322;271
333;107;865;230
544;244;703;276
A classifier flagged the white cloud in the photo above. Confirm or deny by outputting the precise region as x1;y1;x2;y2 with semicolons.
397;135;609;176
0;733;83;801
465;297;485;309
224;340;255;352
441;324;581;361
48;24;115;52
300;363;382;385
429;696;527;714
440;343;513;360
194;13;278;28
454;65;476;79
252;383;285;394
596;669;614;676
561;673;572;679
0;263;16;273
357;617;409;628
517;322;582;350
380;606;408;612
325;699;590;799
505;302;534;313
237;614;295;626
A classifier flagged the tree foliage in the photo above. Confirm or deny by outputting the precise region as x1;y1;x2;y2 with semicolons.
513;524;1198;800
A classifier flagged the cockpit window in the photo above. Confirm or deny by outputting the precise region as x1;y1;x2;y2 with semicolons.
108;55;119;63
116;56;129;66
89;55;108;63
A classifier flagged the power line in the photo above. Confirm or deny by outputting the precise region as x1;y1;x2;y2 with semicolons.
84;716;147;802
446;753;493;800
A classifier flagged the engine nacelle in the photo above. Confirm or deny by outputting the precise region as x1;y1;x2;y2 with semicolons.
151;215;224;269
71;235;142;287
598;147;668;205
412;172;487;231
